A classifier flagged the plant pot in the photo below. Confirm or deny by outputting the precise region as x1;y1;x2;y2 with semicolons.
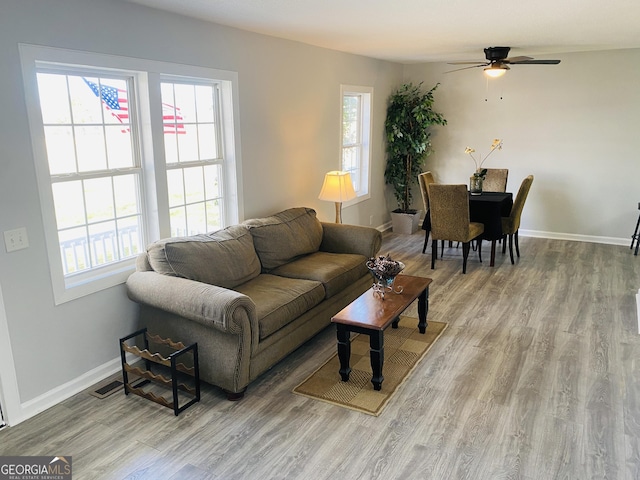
390;210;421;234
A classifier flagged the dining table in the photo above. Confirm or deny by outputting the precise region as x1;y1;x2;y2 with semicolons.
468;191;513;266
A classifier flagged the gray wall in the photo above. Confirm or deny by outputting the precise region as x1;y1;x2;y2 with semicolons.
404;49;640;241
0;0;402;412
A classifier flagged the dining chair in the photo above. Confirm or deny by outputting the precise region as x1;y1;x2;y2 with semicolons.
482;168;509;192
428;183;484;274
418;171;435;253
631;202;640;256
501;175;534;264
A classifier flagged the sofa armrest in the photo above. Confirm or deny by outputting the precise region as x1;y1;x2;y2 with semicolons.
135;252;152;272
126;271;258;341
320;222;382;258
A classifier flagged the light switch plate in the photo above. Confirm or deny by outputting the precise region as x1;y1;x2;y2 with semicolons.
4;227;29;252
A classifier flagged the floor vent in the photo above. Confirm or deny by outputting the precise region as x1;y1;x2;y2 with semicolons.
90;379;124;399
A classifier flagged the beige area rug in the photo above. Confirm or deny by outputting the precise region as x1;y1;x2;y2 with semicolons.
293;317;447;416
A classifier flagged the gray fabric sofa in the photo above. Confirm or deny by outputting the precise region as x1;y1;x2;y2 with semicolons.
126;207;382;399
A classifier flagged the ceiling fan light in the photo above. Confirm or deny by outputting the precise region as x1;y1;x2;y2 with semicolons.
484;64;508;78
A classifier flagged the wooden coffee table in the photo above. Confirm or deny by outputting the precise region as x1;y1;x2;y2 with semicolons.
331;274;433;391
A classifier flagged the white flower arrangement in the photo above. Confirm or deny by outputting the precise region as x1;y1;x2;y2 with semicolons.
465;139;503;177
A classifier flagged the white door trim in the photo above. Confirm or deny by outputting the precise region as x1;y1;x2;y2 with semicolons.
0;283;23;426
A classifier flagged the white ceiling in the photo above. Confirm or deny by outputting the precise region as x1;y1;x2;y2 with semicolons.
124;0;640;63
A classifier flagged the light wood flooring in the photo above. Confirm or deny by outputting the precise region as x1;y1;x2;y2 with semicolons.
3;233;640;479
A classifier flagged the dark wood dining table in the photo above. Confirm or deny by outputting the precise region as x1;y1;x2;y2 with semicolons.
468;191;513;266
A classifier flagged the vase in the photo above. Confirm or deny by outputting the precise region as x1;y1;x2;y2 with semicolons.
372;276;396;298
366;257;405;299
470;175;483;195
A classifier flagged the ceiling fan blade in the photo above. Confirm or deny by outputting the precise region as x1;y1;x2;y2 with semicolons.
444;64;487;73
504;56;533;63
509;59;561;65
446;47;561;74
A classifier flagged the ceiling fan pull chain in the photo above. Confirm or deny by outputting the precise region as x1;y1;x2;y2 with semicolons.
484;80;505;102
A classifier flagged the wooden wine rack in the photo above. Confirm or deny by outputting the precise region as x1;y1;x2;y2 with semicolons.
119;328;200;416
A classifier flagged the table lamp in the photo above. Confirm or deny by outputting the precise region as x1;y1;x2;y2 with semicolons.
318;171;356;223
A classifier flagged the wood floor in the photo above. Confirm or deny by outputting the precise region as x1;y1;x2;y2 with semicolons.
3;233;640;479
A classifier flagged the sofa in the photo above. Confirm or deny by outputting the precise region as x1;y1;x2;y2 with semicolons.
126;207;382;399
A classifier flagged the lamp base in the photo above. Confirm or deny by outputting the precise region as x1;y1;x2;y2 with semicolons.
334;202;343;224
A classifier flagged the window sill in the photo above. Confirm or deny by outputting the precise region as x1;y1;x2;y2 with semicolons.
54;261;136;305
343;193;370;208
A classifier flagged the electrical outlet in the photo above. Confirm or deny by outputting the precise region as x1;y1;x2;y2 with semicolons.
370;215;374;226
4;227;29;252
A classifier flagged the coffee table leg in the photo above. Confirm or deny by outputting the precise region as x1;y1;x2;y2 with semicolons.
370;331;384;390
391;316;400;329
336;324;351;381
418;286;429;333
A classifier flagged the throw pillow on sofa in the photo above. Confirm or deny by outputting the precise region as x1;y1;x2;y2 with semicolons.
146;225;261;289
244;207;323;270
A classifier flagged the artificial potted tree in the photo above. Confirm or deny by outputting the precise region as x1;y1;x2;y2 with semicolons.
385;82;447;234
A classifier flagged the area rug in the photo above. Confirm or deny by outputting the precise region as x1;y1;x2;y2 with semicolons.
292;317;447;416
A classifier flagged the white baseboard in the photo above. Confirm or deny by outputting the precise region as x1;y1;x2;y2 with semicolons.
11;356;126;427
518;229;630;247
383;222;631;247
637;289;640;335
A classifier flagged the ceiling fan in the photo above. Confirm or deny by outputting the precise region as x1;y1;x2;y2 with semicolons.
447;46;561;77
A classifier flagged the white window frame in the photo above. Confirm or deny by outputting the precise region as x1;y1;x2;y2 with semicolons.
160;76;227;237
19;44;242;305
340;85;372;204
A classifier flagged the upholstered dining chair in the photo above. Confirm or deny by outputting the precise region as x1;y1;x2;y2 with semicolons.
482;168;509;192
631;202;640;256
501;175;534;264
428;183;485;274
418;171;436;253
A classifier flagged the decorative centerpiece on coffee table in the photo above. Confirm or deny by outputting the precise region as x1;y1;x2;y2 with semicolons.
366;254;405;299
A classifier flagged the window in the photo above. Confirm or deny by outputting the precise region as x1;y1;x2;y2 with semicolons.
20;45;241;304
35;71;144;277
341;85;372;200
161;80;225;236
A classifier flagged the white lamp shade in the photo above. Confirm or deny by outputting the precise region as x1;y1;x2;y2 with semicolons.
318;171;357;202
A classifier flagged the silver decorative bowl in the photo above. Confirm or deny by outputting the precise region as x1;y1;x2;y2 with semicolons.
366;256;405;299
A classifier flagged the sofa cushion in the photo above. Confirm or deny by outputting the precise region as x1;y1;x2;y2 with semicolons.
146;225;261;289
244;207;323;270
234;274;325;340
270;252;368;299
